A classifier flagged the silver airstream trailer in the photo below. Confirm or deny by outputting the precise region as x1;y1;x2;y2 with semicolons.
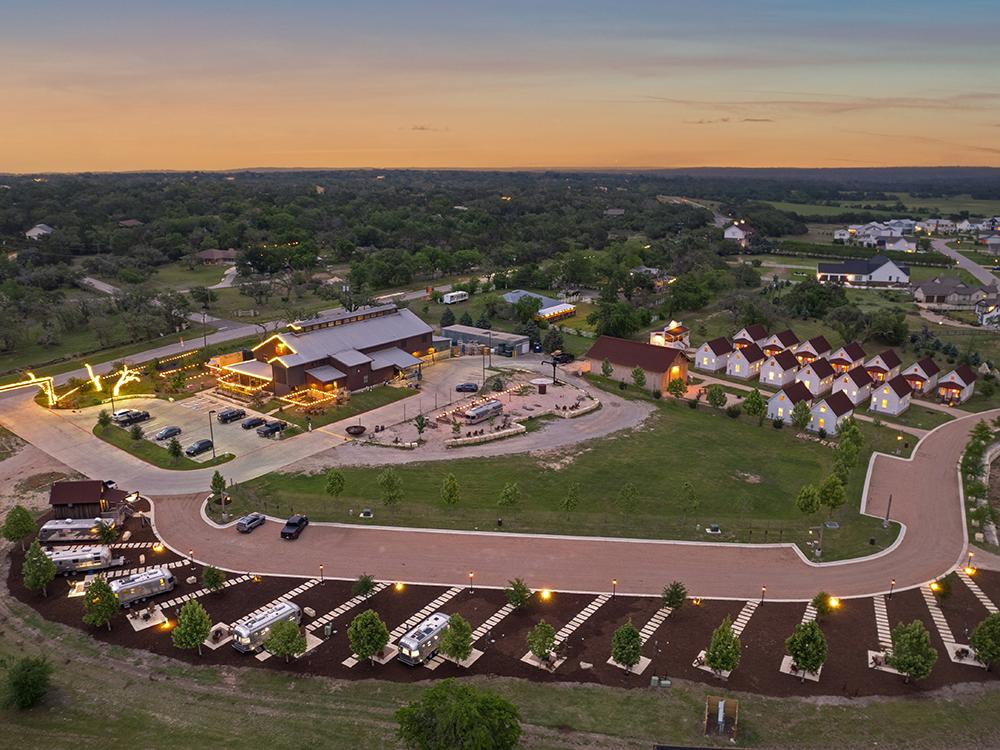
38;517;114;544
463;399;502;425
231;601;302;653
109;567;176;607
397;613;451;666
44;545;123;575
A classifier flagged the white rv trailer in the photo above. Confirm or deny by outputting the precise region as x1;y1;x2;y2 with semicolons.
463;399;503;425
441;291;469;305
397;612;451;666
38;517;115;544
110;567;176;607
44;545;123;575
231;601;302;653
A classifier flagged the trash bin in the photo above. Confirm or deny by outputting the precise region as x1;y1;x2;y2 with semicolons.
538;382;547;395
324;623;332;638
650;676;660;688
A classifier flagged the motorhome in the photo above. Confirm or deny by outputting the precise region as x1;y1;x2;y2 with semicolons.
441;291;469;305
463;399;503;425
397;612;451;665
231;601;302;653
110;567;176;607
44;545;123;575
38;517;114;544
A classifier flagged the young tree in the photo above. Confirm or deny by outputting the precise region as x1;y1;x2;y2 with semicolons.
810;591;835;619
167;437;183;462
440;307;456;327
352;573;377;598
2;505;35;551
667;378;687;400
527;620;556;663
617;482;639;513
377;468;403;506
743;388;766;426
325;468;345;501
3;656;53;710
887;620;938;683
541;327;564;354
475;312;492;330
440;473;460;506
348;609;390;664
505;578;532;609
210;470;226;500
560;482;580;512
601;358;613;378
129;422;144;441
796;484;821;515
264;619;307;663
791;400;812;431
497;481;520;508
706;384;727;409
785;621;827;679
96;409;112;430
631;367;646;389
662;580;687;610
202;565;226;592
459;310;474;326
971;420;993;445
705;616;741;675
413;414;427;437
818;474;846;518
395;679;521;750
440;613;474;663
22;540;56;597
172;600;212;656
970;613;1000;669
610;620;642;671
82;577;119;631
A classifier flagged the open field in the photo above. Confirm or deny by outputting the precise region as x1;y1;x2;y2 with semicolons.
229;385;907;561
143;261;232;290
957;248;1000;267
766;193;1000;218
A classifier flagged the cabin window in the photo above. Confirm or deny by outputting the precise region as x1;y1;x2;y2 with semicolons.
702;356;709;365
881;399;888;409
734;364;741;373
819;418;825;429
768;371;774;380
820;406;826;413
777;407;784;418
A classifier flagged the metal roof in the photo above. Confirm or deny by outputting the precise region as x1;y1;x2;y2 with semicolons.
369;348;421;370
306;365;346;382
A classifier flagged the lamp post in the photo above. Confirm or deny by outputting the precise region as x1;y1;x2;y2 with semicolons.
208;410;217;459
202;306;209;348
319;564;324;585
760;585;767;605
612;579;617;600
188;548;194;567
468;570;474;594
967;551;975;569
888;578;896;600
883;493;893;529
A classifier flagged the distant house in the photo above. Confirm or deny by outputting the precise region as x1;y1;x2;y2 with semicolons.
816;255;910;286
762;329;799;357
795;336;832;365
987;236;1000;254
649;320;689;349
726;342;766;380
976;298;1000;327
766;381;813;424
694;337;733;372
879;237;915;253
118;218;144;228
795;358;835;396
49;480;129;521
631;266;675;290
902;357;941;395
833;229;852;242
603;208;626;217
584;336;689;395
937;365;977;404
913;276;997;308
732;324;768;349
809;391;855;435
25;223;53;240
829;342;866;373
870;374;912;416
759;349;799;387
501;289;576;322
865;350;902;384
832;366;873;406
196;248;239;265
724;223;752;247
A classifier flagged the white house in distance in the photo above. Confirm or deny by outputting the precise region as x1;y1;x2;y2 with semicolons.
724;222;752;248
833;366;873;406
695;337;733;372
726;342;766;380
649;320;690;350
759;349;799;387
829;342;866;373
795;358;836;397
809;391;856;435
25;223;54;240
762;329;799;357
767;381;812;424
795;335;832;365
732;324;768;349
865;349;902;384
902;357;941;396
816;255;910;287
937;365;977;404
870;374;913;416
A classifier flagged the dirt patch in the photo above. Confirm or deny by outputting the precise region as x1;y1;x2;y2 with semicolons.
735;471;763;484
0;443;82;515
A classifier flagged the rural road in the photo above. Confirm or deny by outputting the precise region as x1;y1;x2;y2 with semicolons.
932;238;998;286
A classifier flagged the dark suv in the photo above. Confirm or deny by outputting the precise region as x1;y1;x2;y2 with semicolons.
217;407;247;424
119;410;151;426
257;420;287;437
280;514;309;539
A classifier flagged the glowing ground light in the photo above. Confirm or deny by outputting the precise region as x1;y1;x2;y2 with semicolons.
964;567;977;576
152;543;165;553
828;596;841;609
394;582;405;591
539;589;552;601
930;581;941;592
160;619;174;631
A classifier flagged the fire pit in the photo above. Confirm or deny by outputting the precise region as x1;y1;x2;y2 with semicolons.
345;424;366;437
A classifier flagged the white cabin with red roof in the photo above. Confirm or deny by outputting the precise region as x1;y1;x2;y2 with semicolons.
870;374;912;416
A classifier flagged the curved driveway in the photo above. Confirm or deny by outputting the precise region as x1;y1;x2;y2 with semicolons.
149;409;991;601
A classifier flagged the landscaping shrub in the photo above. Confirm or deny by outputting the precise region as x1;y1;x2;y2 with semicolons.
687;398;698;409
652;390;662;399
725;405;741;419
818;428;827;440
772;418;784;429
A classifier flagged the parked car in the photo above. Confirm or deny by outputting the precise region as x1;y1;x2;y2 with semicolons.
111;409;134;424
154;425;182;441
236;512;266;533
280;514;309;539
184;439;214;457
217;407;246;424
455;382;478;393
118;410;151;426
256;420;287;438
241;416;266;430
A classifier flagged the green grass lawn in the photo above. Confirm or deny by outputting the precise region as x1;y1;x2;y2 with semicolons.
144;261;231;290
276;385;417;429
765;193;1000;218
909;265;979;284
861;404;954;431
958;248;1000;267
93;425;234;470
229;384;908;561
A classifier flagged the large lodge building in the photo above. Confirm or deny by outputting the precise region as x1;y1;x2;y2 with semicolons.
214;304;436;397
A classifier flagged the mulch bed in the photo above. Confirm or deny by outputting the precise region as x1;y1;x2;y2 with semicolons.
940;574;994;644
972;569;1000;606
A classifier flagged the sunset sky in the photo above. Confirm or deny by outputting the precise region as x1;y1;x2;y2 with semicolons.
2;0;999;172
